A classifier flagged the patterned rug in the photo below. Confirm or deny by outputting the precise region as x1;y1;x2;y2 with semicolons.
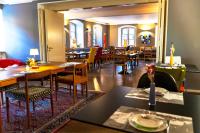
1;88;104;133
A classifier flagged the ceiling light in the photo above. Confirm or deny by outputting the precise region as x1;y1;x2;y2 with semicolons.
68;8;83;11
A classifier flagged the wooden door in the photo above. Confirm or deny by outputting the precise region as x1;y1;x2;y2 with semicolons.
45;9;65;62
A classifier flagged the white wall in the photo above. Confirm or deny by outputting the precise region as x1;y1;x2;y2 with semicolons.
109;25;118;46
167;0;200;68
0;8;5;51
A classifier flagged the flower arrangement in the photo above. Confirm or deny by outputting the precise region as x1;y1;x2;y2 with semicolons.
146;64;155;83
26;58;35;67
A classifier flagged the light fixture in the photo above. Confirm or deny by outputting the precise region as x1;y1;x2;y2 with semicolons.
138;24;155;30
30;48;39;58
29;48;39;68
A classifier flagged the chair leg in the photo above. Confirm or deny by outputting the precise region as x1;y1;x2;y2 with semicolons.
81;84;84;96
41;79;44;86
18;101;21;107
32;101;35;112
69;85;72;96
86;83;88;97
26;99;30;128
73;84;77;104
55;80;58;101
74;85;77;97
123;66;125;75
6;97;10;123
1;92;4;105
50;92;54;116
113;65;116;76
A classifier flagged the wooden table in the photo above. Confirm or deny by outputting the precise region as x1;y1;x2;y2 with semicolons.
0;62;80;132
65;52;89;61
57;120;124;133
71;86;200;133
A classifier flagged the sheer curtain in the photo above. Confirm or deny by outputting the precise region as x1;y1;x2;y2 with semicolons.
38;7;47;62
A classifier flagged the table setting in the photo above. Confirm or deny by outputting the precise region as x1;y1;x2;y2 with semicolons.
125;87;184;105
104;106;193;133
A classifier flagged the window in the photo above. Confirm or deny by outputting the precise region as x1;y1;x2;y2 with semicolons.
69;20;84;48
93;24;102;46
69;22;76;48
118;26;136;47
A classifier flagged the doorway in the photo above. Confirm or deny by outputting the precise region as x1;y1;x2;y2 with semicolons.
38;0;168;63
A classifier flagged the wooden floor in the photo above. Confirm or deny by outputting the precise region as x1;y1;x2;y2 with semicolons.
87;60;149;92
57;60;151;132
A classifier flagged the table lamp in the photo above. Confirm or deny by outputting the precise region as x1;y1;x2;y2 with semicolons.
30;48;39;59
29;48;39;68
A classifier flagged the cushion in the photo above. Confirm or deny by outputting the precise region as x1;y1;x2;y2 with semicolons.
6;86;51;101
0;59;25;68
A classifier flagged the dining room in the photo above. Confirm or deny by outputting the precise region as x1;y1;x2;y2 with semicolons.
0;0;200;133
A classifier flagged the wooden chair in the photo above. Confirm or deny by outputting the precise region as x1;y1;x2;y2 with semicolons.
86;47;97;70
137;71;178;92
5;70;54;128
144;46;153;61
55;63;88;102
113;54;129;75
94;47;103;68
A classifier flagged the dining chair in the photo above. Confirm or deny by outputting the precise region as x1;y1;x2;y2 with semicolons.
137;71;178;92
143;46;153;61
113;54;129;75
5;70;54;128
55;63;88;102
94;47;103;68
86;47;97;70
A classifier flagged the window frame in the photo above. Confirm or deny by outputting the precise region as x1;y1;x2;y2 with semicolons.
92;24;103;47
69;22;77;42
120;26;136;47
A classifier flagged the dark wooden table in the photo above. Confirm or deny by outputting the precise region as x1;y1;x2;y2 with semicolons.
71;86;200;133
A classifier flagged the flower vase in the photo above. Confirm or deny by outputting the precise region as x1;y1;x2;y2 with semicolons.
149;82;156;106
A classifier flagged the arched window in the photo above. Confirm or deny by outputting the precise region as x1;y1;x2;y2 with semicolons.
69;20;84;48
118;26;136;47
69;22;76;48
93;24;102;47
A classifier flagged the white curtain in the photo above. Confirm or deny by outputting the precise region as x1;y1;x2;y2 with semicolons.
38;7;47;62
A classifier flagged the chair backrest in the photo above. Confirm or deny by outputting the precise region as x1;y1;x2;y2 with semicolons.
71;63;87;82
23;70;53;95
74;63;88;77
137;71;178;92
95;47;103;59
87;47;97;63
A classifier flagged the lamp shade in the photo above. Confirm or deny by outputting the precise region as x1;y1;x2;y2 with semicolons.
30;48;39;56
